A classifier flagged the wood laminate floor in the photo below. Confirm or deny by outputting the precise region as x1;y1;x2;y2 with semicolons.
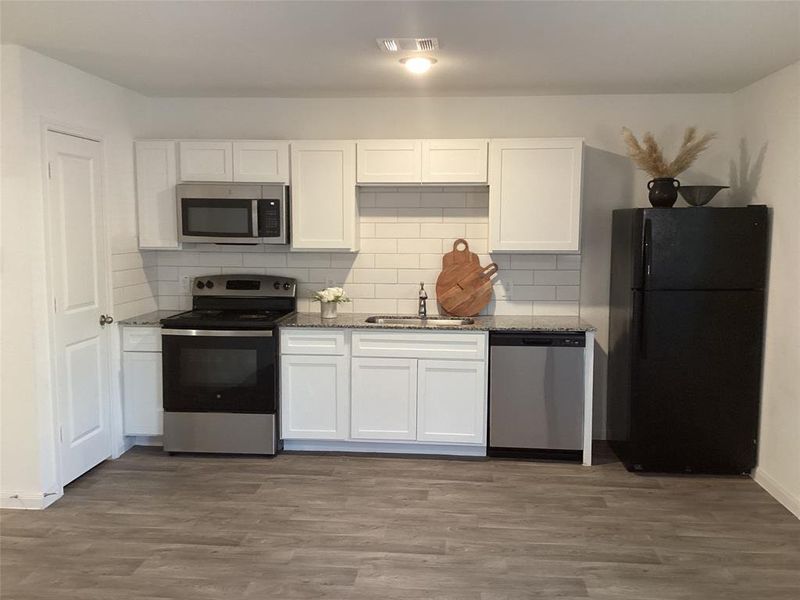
1;445;799;600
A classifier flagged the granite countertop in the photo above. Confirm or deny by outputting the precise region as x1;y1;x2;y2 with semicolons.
118;310;182;327
279;312;596;332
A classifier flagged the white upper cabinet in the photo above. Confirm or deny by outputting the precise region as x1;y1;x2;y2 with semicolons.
421;139;488;183
488;138;584;253
179;141;234;182
135;140;180;249
417;359;486;444
291;140;358;252
232;141;289;183
356;139;488;184
357;139;422;184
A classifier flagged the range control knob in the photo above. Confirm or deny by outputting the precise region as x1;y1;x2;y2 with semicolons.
273;281;281;290
283;282;292;290
205;280;214;289
196;280;205;289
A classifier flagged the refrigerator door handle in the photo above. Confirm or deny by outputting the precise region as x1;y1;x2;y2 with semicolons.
633;292;647;359
642;218;652;283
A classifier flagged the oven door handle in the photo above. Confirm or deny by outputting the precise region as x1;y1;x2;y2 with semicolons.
161;329;273;337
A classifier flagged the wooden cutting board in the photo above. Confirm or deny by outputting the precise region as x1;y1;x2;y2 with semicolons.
436;239;499;317
438;263;499;317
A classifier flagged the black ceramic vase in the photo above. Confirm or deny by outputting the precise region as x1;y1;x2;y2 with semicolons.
647;178;680;207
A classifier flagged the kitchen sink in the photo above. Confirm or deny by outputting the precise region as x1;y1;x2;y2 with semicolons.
365;315;475;327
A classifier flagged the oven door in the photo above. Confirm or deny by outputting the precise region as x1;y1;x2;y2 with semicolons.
161;329;276;414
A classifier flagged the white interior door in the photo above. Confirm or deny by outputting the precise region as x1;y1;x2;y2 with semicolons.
47;130;112;485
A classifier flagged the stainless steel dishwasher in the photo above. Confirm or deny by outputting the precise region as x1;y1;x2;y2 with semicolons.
489;332;585;460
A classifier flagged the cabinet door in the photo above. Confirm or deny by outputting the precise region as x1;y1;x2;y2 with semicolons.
422;139;488;183
123;352;163;436
357;139;422;183
232;141;289;183
417;360;486;444
135;141;179;249
281;354;349;440
488;138;583;252
351;357;417;441
290;141;358;251
179;141;233;182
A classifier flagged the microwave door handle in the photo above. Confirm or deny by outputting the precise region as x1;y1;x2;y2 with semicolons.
251;199;259;237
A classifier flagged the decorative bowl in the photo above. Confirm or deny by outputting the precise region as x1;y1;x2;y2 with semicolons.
678;185;729;207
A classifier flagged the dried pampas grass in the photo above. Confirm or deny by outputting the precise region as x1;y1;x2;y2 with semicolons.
622;126;716;178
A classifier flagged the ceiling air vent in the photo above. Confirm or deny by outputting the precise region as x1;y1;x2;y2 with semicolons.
377;38;440;53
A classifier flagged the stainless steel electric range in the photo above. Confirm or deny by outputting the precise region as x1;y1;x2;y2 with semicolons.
160;274;296;455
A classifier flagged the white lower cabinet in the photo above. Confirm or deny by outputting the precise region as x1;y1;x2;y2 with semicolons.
417;360;486;444
123;352;163;435
280;328;488;453
351;357;417;440
121;326;163;436
280;354;349;440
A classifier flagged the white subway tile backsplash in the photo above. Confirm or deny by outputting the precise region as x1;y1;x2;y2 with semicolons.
513;285;557;301
287;253;331;268
533;270;581;286
397;208;443;222
359;223;376;238
556;285;580;301
510;255;557;270
376;191;420;208
375;254;420;269
353;298;398;314
421;192;466;208
375;223;421;238
557;254;582;270
352;269;398;284
150;188;581;318
331;253;375;269
533;301;580;316
465;223;489;239
442;208;488;223
360;238;398;253
397;269;440;284
242;253;288;267
398;239;441;254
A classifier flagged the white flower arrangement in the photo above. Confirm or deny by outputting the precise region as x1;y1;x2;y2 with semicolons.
311;287;350;304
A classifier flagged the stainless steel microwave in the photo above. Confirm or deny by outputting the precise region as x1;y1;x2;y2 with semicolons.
177;183;289;244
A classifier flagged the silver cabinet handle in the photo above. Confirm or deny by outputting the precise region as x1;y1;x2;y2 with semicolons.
99;314;114;326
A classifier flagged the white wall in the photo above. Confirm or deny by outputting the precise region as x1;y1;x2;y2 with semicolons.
732;62;800;518
0;45;153;506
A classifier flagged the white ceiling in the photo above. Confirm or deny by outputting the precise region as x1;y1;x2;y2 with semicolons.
2;0;799;97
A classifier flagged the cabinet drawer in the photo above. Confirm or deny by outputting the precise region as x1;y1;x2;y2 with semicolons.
122;327;162;352
280;329;347;355
352;330;486;360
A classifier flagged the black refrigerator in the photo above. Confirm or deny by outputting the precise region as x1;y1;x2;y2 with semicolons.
607;206;769;474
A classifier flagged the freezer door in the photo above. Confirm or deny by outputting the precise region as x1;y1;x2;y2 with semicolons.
629;289;765;472
633;206;768;290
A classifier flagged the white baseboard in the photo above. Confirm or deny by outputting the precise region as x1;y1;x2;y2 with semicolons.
0;491;62;510
753;467;800;519
283;439;486;457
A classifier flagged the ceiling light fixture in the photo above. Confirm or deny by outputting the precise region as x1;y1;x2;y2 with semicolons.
400;56;437;74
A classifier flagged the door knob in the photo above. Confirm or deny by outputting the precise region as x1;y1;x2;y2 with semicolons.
99;314;114;326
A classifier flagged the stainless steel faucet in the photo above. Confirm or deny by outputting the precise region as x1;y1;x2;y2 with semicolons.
418;282;428;318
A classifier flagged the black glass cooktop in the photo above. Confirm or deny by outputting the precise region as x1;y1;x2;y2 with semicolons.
161;309;292;330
